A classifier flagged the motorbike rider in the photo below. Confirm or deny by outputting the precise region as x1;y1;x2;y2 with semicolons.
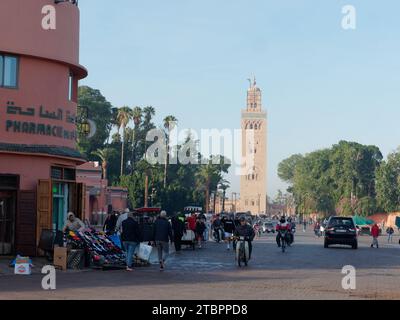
234;216;255;259
276;216;291;248
212;214;224;242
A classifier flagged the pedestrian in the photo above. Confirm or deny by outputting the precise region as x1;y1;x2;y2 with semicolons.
303;220;307;232
121;212;141;271
222;215;236;250
171;213;185;254
204;215;211;241
115;208;130;234
187;212;197;232
371;223;380;248
195;217;206;248
103;211;118;235
153;210;173;271
386;226;394;243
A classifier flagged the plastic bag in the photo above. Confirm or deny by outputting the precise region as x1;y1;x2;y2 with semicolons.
137;243;153;261
109;234;122;249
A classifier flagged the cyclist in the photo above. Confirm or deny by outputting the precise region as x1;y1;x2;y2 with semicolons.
212;214;224;242
234;216;255;259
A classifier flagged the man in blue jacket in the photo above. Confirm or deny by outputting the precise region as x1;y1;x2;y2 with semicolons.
121;212;141;271
153;211;173;271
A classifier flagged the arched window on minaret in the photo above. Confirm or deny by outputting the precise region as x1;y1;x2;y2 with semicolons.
254;124;258;130
250;123;253;130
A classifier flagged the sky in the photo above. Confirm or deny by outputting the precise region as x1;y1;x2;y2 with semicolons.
78;0;400;199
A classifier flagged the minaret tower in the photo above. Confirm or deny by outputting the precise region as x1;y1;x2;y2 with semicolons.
239;77;267;215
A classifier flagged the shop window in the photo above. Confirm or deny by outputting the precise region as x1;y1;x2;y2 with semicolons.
51;166;76;181
0;175;19;190
64;168;76;181
0;55;18;88
51;167;63;180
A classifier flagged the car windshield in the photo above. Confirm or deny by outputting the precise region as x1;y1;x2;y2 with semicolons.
328;218;354;228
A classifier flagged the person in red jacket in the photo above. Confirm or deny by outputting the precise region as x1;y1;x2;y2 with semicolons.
187;212;197;232
371;223;380;248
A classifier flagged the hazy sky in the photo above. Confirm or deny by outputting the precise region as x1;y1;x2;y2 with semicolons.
78;0;400;198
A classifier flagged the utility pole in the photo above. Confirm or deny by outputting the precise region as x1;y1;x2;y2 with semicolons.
144;174;149;208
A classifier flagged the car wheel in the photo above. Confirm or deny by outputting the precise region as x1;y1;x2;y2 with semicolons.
324;240;329;248
352;241;358;250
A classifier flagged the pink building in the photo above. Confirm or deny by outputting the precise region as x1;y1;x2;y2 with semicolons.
76;162;128;225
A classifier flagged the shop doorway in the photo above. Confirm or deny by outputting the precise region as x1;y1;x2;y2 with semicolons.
52;183;69;232
0;191;16;255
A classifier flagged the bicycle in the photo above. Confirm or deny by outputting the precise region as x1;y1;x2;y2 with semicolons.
234;236;250;267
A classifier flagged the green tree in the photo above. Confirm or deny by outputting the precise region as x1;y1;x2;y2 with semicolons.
77;86;113;156
376;149;400;212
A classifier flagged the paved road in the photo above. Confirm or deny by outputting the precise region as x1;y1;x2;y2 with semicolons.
1;228;400;300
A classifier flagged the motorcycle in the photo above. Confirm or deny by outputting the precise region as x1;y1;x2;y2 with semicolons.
278;229;289;253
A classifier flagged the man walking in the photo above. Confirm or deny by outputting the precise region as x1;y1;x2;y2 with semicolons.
171;213;185;254
121;212;141;271
386;226;394;243
371;223;380;248
153;211;173;271
115;208;130;234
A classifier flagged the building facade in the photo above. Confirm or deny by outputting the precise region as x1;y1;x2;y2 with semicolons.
239;78;267;215
0;0;87;255
76;162;128;225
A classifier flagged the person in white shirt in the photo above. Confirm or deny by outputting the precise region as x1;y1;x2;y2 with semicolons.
115;208;131;234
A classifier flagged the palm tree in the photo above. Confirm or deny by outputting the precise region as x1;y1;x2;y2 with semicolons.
143;106;155;123
196;156;223;213
92;148;115;180
163;115;178;188
219;180;230;213
132;107;143;127
116;106;133;176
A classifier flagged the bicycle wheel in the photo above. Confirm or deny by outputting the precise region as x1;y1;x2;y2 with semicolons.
237;243;244;267
281;239;286;253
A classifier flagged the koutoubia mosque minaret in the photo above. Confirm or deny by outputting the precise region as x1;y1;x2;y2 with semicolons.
239;77;267;215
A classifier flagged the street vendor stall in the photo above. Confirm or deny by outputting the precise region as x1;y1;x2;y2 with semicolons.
352;215;374;235
64;229;126;269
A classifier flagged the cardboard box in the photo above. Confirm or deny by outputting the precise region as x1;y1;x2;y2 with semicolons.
14;257;32;275
53;246;67;271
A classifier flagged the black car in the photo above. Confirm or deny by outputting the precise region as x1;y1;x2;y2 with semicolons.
324;216;358;249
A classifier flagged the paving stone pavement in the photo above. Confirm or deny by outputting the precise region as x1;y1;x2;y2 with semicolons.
1;228;400;300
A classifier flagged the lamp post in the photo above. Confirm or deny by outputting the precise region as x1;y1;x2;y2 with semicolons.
77;105;90;136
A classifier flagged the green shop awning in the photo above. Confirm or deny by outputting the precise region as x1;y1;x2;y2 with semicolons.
353;215;374;226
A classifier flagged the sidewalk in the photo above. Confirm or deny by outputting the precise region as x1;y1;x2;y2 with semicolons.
0;242;176;276
0;256;92;277
0;256;49;276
